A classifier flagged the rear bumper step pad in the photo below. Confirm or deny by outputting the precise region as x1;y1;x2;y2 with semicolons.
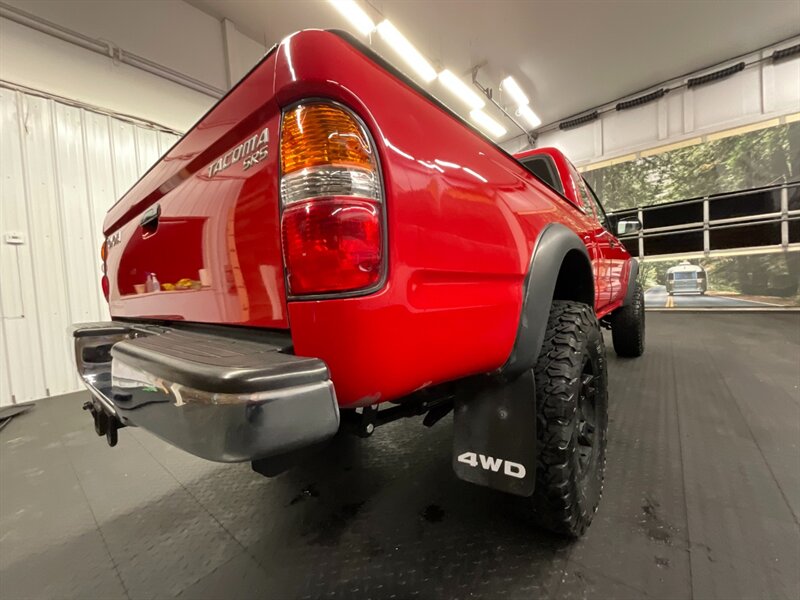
72;322;339;462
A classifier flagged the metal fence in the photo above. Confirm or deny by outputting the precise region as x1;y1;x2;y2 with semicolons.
611;181;800;260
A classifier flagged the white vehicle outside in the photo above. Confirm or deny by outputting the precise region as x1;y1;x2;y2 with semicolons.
666;262;707;295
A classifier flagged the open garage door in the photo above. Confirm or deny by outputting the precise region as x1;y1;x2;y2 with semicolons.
591;118;800;309
611;182;800;308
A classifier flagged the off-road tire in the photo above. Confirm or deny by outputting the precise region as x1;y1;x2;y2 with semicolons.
530;300;608;537
611;282;645;357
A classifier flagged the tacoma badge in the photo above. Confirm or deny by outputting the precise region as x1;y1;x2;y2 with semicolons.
207;128;269;177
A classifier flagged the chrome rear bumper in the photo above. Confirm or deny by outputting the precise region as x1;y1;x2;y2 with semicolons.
72;322;340;462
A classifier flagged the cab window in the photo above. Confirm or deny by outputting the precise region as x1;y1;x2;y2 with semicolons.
519;155;564;195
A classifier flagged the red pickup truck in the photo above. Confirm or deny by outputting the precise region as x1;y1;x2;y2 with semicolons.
73;29;644;537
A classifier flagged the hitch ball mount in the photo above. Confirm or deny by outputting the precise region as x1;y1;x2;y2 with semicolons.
82;400;124;447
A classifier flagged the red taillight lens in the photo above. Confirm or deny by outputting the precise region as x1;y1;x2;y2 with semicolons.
100;240;110;301
282;198;381;295
280;102;384;296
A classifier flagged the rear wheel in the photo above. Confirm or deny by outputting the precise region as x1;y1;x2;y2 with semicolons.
611;282;645;357
530;300;608;537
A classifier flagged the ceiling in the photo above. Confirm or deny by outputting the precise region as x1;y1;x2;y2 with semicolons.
189;0;800;137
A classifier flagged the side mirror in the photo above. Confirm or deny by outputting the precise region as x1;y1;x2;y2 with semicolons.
616;218;642;236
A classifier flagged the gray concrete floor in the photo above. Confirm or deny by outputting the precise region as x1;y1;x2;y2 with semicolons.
1;312;799;599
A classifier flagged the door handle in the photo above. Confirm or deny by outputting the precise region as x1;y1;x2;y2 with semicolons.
141;204;160;227
140;204;160;238
609;238;617;248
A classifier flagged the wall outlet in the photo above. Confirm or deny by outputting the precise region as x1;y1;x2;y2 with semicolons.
4;232;25;245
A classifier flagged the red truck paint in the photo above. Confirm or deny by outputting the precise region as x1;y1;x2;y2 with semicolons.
103;29;633;407
515;147;633;311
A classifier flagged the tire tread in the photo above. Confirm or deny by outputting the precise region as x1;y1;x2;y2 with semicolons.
530;300;607;537
611;282;645;357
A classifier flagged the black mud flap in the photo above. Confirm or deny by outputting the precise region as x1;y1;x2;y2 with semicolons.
452;372;537;497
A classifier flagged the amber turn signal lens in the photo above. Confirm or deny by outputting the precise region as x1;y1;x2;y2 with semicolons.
281;103;376;175
100;240;109;301
279;101;384;296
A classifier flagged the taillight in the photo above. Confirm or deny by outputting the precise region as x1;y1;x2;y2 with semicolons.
100;240;109;301
280;102;384;296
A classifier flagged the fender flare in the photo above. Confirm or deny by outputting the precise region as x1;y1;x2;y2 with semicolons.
500;223;593;380
622;258;640;306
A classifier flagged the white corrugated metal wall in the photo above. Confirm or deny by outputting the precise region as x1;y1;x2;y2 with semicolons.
0;86;180;405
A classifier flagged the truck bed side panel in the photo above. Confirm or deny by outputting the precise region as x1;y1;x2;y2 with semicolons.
275;32;591;405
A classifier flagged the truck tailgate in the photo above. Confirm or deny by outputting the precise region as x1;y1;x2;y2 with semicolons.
103;47;288;328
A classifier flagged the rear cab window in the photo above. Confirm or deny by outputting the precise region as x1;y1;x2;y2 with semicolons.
519;155;564;195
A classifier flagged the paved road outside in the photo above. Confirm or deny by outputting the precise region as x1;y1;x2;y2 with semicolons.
644;285;781;308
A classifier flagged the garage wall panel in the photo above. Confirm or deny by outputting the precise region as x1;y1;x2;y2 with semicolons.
1;18;214;133
53;103;104;328
4;0;229;91
691;62;762;130
0;320;10;406
602;102;660;153
765;46;800;113
135;127;161;179
110;120;140;200
0;89;48;402
158;131;180;157
537;122;596;162
83;113;116;320
666;92;684;137
510;38;800;166
17;95;76;394
0;88;182;405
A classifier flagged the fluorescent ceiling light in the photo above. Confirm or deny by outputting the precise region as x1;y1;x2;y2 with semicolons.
328;0;375;36
518;104;541;128
438;69;485;109
470;109;507;138
501;76;529;106
376;20;437;83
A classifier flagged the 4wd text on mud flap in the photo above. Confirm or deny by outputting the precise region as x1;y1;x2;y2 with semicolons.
457;452;526;478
